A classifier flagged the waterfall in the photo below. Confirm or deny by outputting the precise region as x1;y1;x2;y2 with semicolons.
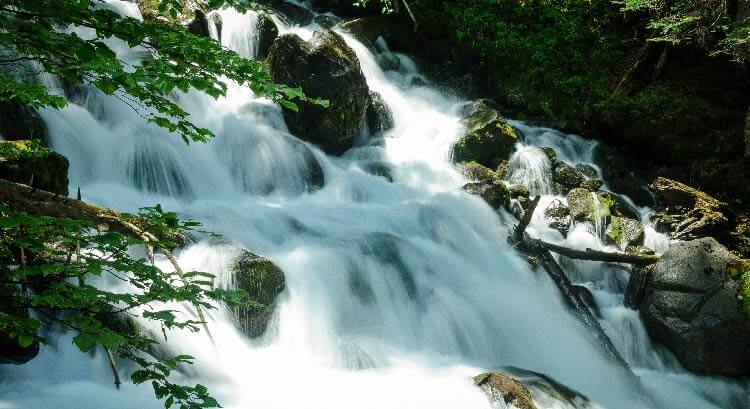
1;2;748;409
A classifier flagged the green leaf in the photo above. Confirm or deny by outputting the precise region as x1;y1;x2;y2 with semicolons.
72;333;97;353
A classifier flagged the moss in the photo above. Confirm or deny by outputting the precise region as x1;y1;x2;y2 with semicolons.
453;107;519;168
605;216;645;248
474;372;537;409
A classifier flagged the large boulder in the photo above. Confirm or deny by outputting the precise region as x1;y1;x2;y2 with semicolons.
604;216;644;249
366;91;394;134
639;238;750;376
255;12;279;60
474;372;537;409
553;162;585;193
452;101;519;169
268;29;369;155
0;99;47;143
0;140;69;196
230;249;286;338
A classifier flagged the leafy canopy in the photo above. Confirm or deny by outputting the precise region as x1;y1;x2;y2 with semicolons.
0;0;319;143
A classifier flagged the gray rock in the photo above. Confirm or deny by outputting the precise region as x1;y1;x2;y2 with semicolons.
639;238;750;376
366;91;394;134
268;29;369;155
474;372;537;409
566;188;596;222
575;164;598;179
313;14;336;29
463;181;510;209
580;179;603;192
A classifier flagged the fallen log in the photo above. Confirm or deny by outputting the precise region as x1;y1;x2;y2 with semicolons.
537;240;659;265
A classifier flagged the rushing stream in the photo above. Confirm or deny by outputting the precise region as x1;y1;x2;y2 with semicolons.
1;1;748;408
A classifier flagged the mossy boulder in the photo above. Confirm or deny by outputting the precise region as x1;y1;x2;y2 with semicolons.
366;91;394;135
230;249;286;338
566;188;596;222
0;141;69;196
0;99;47;143
639;238;750;376
605;216;645;249
580;178;603;192
458;161;497;182
544;200;571;235
463;181;510;209
539;146;557;164
256;12;279;60
452;101;519;169
553;162;585;193
268;29;369;155
474;372;537;409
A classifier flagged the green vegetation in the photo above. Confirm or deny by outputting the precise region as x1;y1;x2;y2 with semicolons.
0;204;250;408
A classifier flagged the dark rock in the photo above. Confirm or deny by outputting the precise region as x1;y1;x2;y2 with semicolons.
595;191;641;221
0;99;47;143
580;179;603;192
640;237;750;376
553;162;585;193
256;12;279;60
313;14;337;29
366;91;394;134
544;200;571;235
592;143;654;207
230;249;286;338
474;372;537;409
604;216;645;249
463;181;510;209
272;1;314;26
268;29;369;155
452;101;519;169
458;161;497;182
338;15;419;53
186;10;210;37
575;164;598;179
566;188;596;222
624;264;653;309
650;177;730;240
0;284;39;365
0;141;69;196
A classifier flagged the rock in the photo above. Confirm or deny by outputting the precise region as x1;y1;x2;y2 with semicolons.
539;147;557;165
553;162;585;193
272;1;314;26
509;184;529;199
338;15;419;53
566;188;596;222
605;216;645;249
497;367;592;409
592;143;653;207
256;12;279;60
366;91;394;134
594;191;640;221
573;285;599;317
313;14;336;29
459;161;497;182
575;164;598;179
463;181;510;209
639;238;750;376
361;161;392;182
186;10;210;37
495;160;509;179
452;102;519;169
624;264;653;309
230;249;286;338
0;141;69;196
268;29;369;155
474;372;537;409
580;178;603;192
0;99;47;143
650;177;730;240
544;200;571;235
0;285;39;365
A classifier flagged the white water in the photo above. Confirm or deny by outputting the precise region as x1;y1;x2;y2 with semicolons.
1;2;748;408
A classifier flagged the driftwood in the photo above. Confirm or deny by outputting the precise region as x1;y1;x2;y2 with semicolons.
537;240;659;265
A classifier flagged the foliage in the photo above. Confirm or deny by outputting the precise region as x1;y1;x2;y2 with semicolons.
0;139;48;162
0;203;252;408
0;0;323;143
623;0;750;61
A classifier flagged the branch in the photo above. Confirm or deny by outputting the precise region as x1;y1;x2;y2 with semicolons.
537;240;659;265
511;195;541;245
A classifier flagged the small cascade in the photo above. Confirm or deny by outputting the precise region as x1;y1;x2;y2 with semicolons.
506;144;554;195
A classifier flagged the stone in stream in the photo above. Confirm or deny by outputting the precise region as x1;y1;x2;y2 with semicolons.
452;100;519;169
463;181;510;209
553;162;585;193
256;12;279;60
638;237;750;376
366;91;394;134
230;249;286;338
474;372;538;409
604;216;645;249
566;188;596;222
543;200;571;236
268;29;369;155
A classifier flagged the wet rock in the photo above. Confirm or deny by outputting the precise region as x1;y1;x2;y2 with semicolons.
595;191;640;221
495;160;509;179
579;179;603;192
463;181;510;209
474;372;537;409
566;188;596;222
592;143;653;207
272;1;314;26
366;91;394;134
624;264;653;309
458;161;497;182
544;200;571;235
539;147;557;165
313;14;336;29
553;162;585;193
650;177;731;240
452;101;519;169
268;29;369;155
497;367;592;409
639;237;750;376
230;249;286;338
0;141;69;196
0;99;47;143
509;184;529;199
186;10;210;37
256;12;279;60
0;285;39;365
575;164;598;179
604;216;645;249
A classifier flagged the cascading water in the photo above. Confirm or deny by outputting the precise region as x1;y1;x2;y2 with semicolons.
1;2;748;408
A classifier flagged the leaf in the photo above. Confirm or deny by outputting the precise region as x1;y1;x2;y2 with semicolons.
72;333;97;353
